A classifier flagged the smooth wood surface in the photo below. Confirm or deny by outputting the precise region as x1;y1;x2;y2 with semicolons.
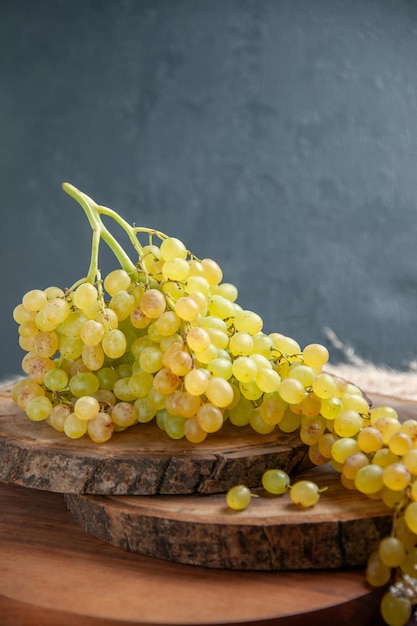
0;383;309;495
0;481;389;626
65;464;391;570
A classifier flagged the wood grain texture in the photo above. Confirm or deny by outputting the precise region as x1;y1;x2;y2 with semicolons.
0;383;310;495
0;481;388;626
65;464;391;570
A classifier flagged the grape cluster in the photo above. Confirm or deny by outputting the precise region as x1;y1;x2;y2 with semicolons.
10;183;417;626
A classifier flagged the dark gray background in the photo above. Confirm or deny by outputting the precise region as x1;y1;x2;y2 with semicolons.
2;0;417;379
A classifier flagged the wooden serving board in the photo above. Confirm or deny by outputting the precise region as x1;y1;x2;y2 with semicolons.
65;464;392;571
0;383;309;495
0;481;388;626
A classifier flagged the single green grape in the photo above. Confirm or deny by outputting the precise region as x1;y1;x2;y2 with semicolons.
226;485;253;511
262;469;290;495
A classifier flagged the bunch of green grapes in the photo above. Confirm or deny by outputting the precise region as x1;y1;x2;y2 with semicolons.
11;183;417;625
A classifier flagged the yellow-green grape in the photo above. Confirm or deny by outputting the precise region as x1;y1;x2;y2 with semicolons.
226;484;252;511
341;392;369;415
300;416;325;446
290;480;321;507
229;331;254;356
232;356;258;383
161;257;190;281
26;395;52;421
18;320;39;339
184;368;209;396
93;389;116;409
165;414;186;439
74;396;100;421
233;309;263;335
342;452;369;480
14;304;36;326
103;269;132;296
64;412;88;439
319;396;342;420
206;327;229;350
140;289;166;318
207;357;233;380
373;417;402;445
109;290;135;321
43;297;70;325
357;426;384;454
168;391;200;419
113;378;137;402
80;319;105;346
201;258;223;286
73;282;98;310
380;591;412;626
212;282;238;302
96;367;119;391
186;326;211;353
154;310;180;336
333;410;364;438
308;444;328;466
255;368;281;394
370;405;398;424
400;545;417;575
87;412;114;443
378;536;406;568
207;294;236;320
318;432;339;459
249;408;275;434
262;469;290;495
396;515;417;551
399;419;417;443
278;408;302;433
147;387;166;411
97;307;119;331
228;395;253;427
239;380;263;401
14;380;45;409
331;437;360;464
128;371;154;398
184;417;207;443
141;244;163;275
175;296;200;321
381;487;407;510
373;448;400;468
101;328;127;359
22;289;48;312
133;397;157;423
288;364;314;387
111;402;138;428
383;463;411;492
365;550;392;587
69;372;100;397
162;280;185;300
165;349;193;377
160;236;187;261
33;330;59;358
82;344;105;371
312;373;336;399
153;368;180;395
186;274;211;296
354;464;384;494
278;377;305;404
259;396;286;425
404;450;417;477
205;377;234;408
302;343;329;368
389;432;412;457
48;404;72;432
43;368;69;391
196;402;223;433
139;345;164;374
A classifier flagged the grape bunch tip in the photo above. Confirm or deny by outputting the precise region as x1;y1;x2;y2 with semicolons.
10;182;417;625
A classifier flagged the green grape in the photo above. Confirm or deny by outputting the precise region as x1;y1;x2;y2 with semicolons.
333;410;364;438
160;236;187;261
18;320;39;338
232;356;258;383
378;536;406;568
370;405;398;424
318;432;339;458
113;378;137;402
207;357;233;380
43;368;69;391
22;289;48;312
226;485;252;511
43;297;70;325
73;282;98;310
82;343;105;371
249;408;275;434
186;274;211;296
373;417;402;445
200;258;223;286
302;343;329;368
229;332;254;356
140;289;166;318
103;269;132;296
341;392;369;414
87;412;114;443
228;395;254;427
48;403;72;432
164;348;193;376
365;551;392;587
207;295;236;320
155;310;180;336
331;437;360;464
357;426;384;454
373;448;400;468
289;364;315;388
278;408;302;433
153;368;180;395
312;373;336;399
380;591;411;626
69;372;100;397
389;432;412;456
262;469;290;495
128;371;154;398
111;402;138;428
239;380;263;401
290;480;321;507
205;377;234;408
161;257;190;281
206;327;229;349
197;403;223;433
134;397;157;423
26;396;52;421
186;326;211;353
184;368;209;396
13;303;36;324
102;328;127;359
64;413;88;439
165;414;186;439
109;291;136;321
255;368;281;394
259;396;285;425
96;366;119;391
139;345;164;373
320;396;343;420
278;378;306;405
175;296;200;321
74;396;100;421
342;452;369;480
354;464;384;494
383;463;411;492
80;319;105;346
300;416;326;446
233;309;263;335
184;417;207;443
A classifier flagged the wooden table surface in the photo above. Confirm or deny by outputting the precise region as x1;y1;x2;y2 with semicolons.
0;480;392;626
